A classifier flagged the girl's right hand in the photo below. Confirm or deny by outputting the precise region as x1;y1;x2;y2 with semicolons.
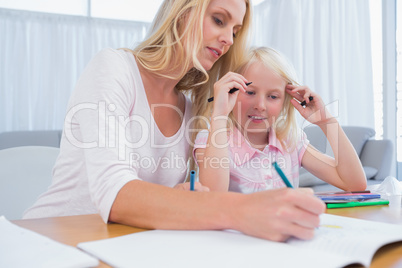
212;72;249;117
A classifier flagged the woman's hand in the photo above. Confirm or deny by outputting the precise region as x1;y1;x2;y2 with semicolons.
231;187;326;241
286;85;335;126
212;72;249;117
174;182;210;192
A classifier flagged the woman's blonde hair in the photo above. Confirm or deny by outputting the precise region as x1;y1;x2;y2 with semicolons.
232;46;300;151
134;0;251;92
131;0;252;178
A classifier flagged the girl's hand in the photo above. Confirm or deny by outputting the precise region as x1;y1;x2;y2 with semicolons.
286;85;334;126
212;72;249;117
173;182;210;192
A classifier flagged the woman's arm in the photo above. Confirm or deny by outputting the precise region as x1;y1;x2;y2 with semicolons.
109;180;326;242
286;85;366;191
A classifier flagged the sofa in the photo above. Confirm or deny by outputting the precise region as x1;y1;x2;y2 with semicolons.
0;128;394;192
299;125;394;191
0;130;63;219
0;130;62;150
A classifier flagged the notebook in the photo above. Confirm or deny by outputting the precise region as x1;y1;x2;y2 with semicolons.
78;213;402;268
0;216;99;268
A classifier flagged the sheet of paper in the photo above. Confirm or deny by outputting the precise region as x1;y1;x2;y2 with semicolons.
288;214;402;267
0;216;99;268
80;214;385;268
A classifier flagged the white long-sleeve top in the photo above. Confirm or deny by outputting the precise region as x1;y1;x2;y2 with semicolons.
23;48;193;222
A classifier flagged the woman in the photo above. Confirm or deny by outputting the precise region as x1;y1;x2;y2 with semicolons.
24;0;325;242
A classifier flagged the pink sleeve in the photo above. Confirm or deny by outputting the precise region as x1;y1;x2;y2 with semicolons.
297;129;310;165
192;129;210;166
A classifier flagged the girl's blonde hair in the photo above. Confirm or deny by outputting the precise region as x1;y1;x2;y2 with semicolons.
130;0;252;177
232;46;300;151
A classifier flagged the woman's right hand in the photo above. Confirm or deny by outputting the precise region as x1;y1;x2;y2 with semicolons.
228;187;326;241
212;72;249;117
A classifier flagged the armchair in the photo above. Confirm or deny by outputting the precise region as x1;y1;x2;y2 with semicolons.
0;130;62;150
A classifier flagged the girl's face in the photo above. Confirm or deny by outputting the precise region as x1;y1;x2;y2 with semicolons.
233;61;287;138
199;0;246;70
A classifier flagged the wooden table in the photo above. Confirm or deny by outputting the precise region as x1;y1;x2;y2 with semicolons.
13;204;402;268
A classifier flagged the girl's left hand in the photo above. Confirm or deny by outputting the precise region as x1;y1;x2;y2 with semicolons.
174;182;210;192
286;85;334;126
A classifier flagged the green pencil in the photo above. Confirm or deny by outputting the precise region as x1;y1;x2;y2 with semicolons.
272;162;293;188
327;199;389;209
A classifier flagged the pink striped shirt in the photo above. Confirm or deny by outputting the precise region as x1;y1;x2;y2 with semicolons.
194;127;309;193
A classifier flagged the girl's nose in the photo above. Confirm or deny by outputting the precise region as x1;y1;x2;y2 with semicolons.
254;97;266;111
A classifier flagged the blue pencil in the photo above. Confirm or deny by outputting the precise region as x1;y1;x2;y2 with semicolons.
272;162;293;188
190;170;196;191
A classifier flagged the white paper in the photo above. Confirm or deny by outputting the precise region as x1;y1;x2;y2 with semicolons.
287;213;402;267
78;214;402;268
0;216;99;268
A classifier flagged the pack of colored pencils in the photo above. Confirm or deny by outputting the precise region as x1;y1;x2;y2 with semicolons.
314;191;389;208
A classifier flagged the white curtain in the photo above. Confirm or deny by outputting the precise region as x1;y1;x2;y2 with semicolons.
251;0;374;128
1;1;374;132
0;8;149;132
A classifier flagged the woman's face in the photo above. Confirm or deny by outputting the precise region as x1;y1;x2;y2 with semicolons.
199;0;246;71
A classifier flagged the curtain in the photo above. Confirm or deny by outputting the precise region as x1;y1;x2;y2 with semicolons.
0;8;149;132
0;1;374;132
251;0;374;128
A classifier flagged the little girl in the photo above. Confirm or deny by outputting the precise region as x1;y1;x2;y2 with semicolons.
193;47;367;193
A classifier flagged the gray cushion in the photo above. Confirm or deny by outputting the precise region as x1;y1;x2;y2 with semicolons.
363;166;378;180
303;126;327;153
342;126;375;156
298;168;326;187
0;146;60;220
0;130;62;150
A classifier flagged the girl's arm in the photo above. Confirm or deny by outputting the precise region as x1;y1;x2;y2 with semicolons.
197;72;249;191
286;85;367;191
196;116;231;191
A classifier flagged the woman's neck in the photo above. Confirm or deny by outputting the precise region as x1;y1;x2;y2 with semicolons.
138;65;179;95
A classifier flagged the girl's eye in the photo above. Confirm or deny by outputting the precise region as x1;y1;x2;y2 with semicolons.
233;32;237;38
246;91;255;95
269;95;278;100
213;17;223;26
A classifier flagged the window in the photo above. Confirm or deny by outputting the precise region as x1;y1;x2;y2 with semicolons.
397;0;402;177
397;0;402;164
370;0;383;140
0;0;88;16
0;0;265;22
370;0;401;178
0;0;163;21
91;0;163;22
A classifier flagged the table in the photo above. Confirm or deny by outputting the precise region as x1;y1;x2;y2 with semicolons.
13;203;402;268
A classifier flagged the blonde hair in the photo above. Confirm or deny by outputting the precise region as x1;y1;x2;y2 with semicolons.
231;46;300;151
130;0;252;177
132;0;252;126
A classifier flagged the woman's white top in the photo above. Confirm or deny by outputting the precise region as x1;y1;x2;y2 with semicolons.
23;48;193;222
